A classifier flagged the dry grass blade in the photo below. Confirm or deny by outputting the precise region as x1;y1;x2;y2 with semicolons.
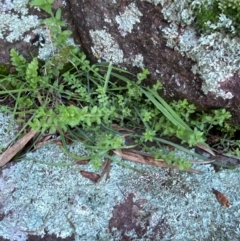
78;158;111;183
113;149;200;174
0;130;38;167
112;124;134;132
100;158;111;181
35;134;54;149
196;142;215;156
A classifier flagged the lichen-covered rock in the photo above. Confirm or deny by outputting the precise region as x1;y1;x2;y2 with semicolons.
1;110;240;241
0;0;79;63
68;0;240;124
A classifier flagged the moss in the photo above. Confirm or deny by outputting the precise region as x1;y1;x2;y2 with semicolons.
219;0;240;12
195;0;222;34
218;0;240;33
0;63;10;77
195;0;240;35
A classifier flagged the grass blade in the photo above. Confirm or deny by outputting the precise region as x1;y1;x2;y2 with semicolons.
141;88;188;130
103;62;113;94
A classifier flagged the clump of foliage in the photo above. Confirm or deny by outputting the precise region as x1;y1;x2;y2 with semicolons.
0;0;239;171
195;0;240;34
218;0;240;15
218;0;240;32
195;0;221;33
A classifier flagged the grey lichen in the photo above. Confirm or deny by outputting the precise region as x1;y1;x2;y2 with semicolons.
125;54;145;68
90;29;124;64
0;0;39;41
0;0;76;61
160;0;195;25
0;112;17;152
0;0;30;15
0;0;53;61
91;4;145;66
162;25;240;99
205;13;236;33
144;0;240;99
115;3;142;37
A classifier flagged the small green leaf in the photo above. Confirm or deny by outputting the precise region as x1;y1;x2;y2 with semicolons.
61;30;72;36
30;0;53;14
41;18;55;25
10;49;27;77
91;106;98;114
55;8;62;20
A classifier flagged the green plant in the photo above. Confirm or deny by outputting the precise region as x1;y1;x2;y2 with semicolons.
29;0;72;48
1;43;205;170
169;100;232;134
218;0;240;18
195;0;221;34
194;0;240;34
0;0;239;172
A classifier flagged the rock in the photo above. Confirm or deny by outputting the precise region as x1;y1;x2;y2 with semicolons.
67;0;240;123
0;113;240;240
0;0;79;64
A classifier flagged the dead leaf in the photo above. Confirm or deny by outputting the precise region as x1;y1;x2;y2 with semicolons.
78;158;111;182
54;140;62;146
80;170;100;183
112;124;134;132
0;130;38;167
35;134;54;149
113;149;200;173
212;188;230;207
75;160;89;165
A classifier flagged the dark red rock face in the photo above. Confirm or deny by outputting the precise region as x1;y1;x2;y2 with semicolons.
66;0;240;123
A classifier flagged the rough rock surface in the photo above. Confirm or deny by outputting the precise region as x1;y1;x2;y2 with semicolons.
67;0;240;122
0;112;240;241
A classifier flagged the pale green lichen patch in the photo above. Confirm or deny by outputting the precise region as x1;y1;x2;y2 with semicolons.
90;29;124;63
1;114;240;241
0;0;39;41
0;0;55;61
0;0;75;61
115;3;142;37
125;53;144;68
0;112;17;152
0;124;240;240
91;4;144;66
